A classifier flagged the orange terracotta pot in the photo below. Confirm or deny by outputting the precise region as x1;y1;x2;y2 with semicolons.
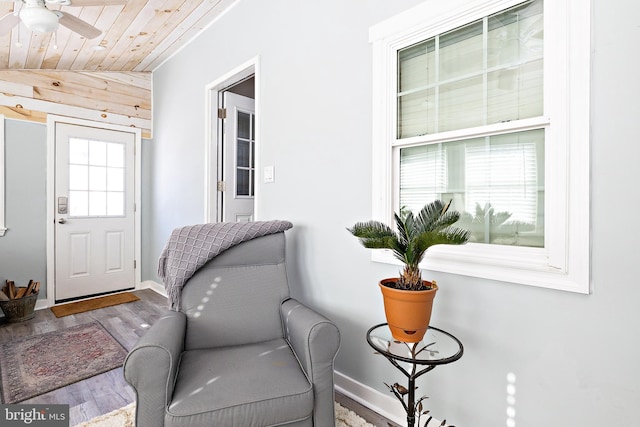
379;278;438;343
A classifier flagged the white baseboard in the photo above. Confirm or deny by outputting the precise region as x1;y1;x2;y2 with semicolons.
141;280;167;297
335;370;446;427
35;299;49;310
335;370;406;425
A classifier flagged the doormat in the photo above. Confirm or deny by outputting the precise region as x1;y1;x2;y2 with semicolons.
50;292;140;318
0;321;128;404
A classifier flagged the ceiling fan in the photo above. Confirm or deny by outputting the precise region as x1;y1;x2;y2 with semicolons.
0;0;126;40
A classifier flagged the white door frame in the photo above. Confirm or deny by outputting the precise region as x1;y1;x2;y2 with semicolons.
204;56;260;223
46;115;142;308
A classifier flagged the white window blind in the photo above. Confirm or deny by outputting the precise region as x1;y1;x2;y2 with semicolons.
397;0;543;138
399;129;543;247
465;134;541;225
399;144;447;213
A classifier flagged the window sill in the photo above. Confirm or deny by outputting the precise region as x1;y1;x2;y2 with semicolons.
371;242;589;294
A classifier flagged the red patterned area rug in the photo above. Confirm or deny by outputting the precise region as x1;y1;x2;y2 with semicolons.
0;321;128;404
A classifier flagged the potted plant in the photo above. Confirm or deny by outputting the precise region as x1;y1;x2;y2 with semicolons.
348;200;470;342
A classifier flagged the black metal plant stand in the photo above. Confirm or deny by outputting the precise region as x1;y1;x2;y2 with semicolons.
366;323;463;427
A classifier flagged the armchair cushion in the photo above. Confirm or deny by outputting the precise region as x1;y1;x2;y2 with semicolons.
182;263;289;349
166;338;313;426
181;233;290;349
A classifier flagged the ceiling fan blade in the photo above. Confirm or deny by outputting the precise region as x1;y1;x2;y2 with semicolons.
64;0;128;5
57;11;101;39
0;12;20;36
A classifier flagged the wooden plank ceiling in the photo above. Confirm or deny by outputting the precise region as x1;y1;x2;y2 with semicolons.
0;0;235;71
0;70;152;136
0;0;236;138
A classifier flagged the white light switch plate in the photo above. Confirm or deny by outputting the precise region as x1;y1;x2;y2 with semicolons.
264;165;275;183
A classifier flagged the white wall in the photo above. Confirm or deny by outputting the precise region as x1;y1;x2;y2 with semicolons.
0;120;47;299
146;0;640;425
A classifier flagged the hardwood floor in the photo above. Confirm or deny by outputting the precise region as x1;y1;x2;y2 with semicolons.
0;288;398;426
0;289;168;425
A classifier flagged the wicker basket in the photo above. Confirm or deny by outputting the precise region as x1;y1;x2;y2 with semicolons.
0;290;38;323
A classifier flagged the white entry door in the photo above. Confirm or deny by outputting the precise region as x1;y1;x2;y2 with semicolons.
54;123;136;302
222;92;255;222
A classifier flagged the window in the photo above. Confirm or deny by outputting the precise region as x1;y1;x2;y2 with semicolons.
370;0;590;292
235;110;255;197
68;138;126;217
0;115;5;236
399;129;544;248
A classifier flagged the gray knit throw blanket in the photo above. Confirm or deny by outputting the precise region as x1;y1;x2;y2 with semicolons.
158;220;293;310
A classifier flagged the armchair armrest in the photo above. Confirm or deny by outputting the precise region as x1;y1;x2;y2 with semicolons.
124;310;186;427
281;298;340;427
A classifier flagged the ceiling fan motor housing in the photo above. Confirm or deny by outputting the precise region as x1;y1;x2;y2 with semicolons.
20;2;60;33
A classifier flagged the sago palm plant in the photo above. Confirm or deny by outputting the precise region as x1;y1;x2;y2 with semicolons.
348;200;470;291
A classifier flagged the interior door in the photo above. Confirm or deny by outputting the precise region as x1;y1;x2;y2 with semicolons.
54;123;136;302
222;92;256;222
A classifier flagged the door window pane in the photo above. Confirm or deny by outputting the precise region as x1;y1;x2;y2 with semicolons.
106;192;124;216
238;112;251;139
89;191;107;216
69;190;88;216
69;138;88;164
107;143;125;168
89;166;107;191
68;139;126;217
107;168;124;192
237;140;250;168
235;110;255;197
69;165;88;191
236;169;250;196
89;140;107;166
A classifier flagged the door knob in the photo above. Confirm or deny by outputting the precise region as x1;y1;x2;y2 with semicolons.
58;218;67;224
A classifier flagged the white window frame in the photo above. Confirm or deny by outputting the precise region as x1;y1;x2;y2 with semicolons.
370;0;590;293
0;114;5;237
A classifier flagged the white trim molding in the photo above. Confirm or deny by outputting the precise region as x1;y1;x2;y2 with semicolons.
335;371;447;426
369;0;591;293
142;280;167;297
204;56;260;223
0;114;5;236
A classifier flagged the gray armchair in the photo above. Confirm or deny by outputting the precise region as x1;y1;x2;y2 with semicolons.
124;232;340;426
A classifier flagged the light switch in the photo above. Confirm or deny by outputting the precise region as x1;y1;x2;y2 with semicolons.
264;166;275;183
